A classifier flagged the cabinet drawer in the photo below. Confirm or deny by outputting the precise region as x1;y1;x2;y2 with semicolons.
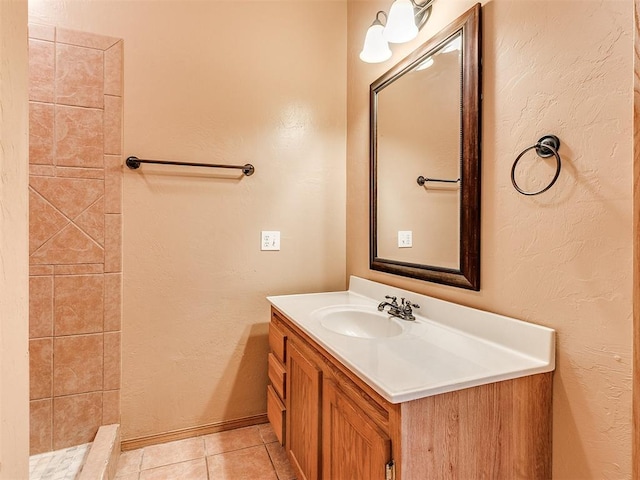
268;353;286;400
269;321;286;364
267;385;285;445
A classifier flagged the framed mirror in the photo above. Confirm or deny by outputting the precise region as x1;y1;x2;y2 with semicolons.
369;4;481;290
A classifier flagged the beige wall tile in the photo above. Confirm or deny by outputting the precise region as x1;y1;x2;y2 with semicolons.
54;275;104;336
103;332;120;390
28;23;123;456
29;338;52;400
104;41;122;97
55;264;103;275
102;389;120;425
104;273;121;331
28;23;55;42
75;196;105;246
53;334;103;396
104;95;122;155
56;166;104;179
30;399;53;455
29;188;68;255
29;275;53;338
55;43;103;108
56;27;119;50
28;39;54;103
105;214;122;273
53;392;102;449
29;175;103;220
55;105;104;167
30;265;54;276
29;164;56;176
30;223;104;265
29;102;54;165
104;156;122;214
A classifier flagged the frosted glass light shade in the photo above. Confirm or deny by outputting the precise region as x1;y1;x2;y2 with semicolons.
383;0;418;44
359;23;392;63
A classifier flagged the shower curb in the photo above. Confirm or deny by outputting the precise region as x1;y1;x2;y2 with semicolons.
77;424;121;480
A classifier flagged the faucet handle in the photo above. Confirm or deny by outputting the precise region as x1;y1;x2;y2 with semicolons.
401;299;420;311
385;295;398;305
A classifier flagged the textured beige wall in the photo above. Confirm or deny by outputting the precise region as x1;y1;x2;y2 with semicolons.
29;0;347;440
0;0;30;477
348;0;633;477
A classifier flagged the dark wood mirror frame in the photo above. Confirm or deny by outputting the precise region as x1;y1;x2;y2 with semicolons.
369;4;481;290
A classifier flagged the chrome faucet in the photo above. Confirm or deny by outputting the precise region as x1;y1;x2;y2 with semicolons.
377;295;399;313
378;296;420;321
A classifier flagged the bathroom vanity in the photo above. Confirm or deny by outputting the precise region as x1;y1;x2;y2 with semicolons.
266;277;554;480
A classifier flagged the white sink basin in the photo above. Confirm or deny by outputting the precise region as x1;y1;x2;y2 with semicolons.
313;305;404;339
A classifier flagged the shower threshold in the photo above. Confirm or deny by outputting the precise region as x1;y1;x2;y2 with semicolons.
29;424;121;480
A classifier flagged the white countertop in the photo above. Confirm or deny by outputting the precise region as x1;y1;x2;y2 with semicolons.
267;276;555;404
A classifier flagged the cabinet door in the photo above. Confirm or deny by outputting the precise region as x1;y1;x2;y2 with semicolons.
322;379;392;480
286;341;322;480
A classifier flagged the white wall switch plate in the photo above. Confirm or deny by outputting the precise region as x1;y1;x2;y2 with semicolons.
398;231;413;248
261;231;281;251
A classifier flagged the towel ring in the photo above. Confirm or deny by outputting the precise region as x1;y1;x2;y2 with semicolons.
511;135;561;196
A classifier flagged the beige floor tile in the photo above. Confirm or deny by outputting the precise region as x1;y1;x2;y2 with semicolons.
116;449;143;475
203;426;263;456
115;472;139;480
207;445;278;480
140;458;208;480
266;442;297;480
257;423;279;444
141;437;204;470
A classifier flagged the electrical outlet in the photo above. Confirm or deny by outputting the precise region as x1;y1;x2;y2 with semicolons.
261;231;281;251
398;231;412;248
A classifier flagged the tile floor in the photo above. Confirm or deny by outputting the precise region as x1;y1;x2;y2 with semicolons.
115;424;296;480
29;443;91;480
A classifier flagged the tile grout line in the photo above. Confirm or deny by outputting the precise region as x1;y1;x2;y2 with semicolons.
263;443;280;480
204;450;211;480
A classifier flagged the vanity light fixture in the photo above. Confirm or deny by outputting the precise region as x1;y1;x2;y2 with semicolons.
359;11;392;63
360;0;435;64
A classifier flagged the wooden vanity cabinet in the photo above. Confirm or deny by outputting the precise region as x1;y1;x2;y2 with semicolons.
322;379;392;480
286;341;322;480
267;319;287;445
268;306;552;480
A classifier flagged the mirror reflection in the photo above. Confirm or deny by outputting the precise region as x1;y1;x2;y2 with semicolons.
370;4;481;290
376;31;462;269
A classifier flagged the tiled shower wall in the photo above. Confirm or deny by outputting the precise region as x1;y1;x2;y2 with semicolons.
28;23;123;454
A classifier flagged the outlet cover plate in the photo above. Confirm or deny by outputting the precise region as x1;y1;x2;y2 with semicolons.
261;231;281;251
398;230;413;248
